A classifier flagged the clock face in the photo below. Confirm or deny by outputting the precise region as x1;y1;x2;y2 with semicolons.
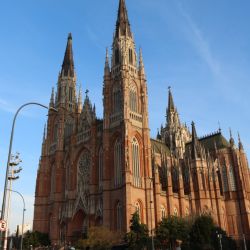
79;153;90;174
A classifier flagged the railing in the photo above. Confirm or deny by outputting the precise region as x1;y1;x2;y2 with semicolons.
129;111;142;122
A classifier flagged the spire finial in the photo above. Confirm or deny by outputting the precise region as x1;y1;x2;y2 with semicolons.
168;86;175;112
50;87;55;107
61;33;75;77
85;89;89;97
229;128;235;147
139;47;145;74
238;132;244;151
218;121;221;133
191;121;198;159
77;83;83;112
43;123;47;143
115;0;132;38
105;47;110;73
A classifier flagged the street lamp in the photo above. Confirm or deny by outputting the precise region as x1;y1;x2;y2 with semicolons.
216;231;223;250
0;102;57;250
7;189;25;250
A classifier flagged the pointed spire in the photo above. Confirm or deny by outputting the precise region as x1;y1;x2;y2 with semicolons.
105;47;110;74
238;132;244;151
49;87;55;107
77;84;82;113
229;128;235;147
191;121;198;159
43;123;47;143
156;129;161;140
115;0;132;38
168;86;175;112
139;48;145;74
61;33;75;77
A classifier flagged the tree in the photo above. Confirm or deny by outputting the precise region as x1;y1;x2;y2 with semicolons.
124;212;149;250
76;227;122;250
189;214;215;250
211;227;237;250
155;216;189;250
23;231;50;249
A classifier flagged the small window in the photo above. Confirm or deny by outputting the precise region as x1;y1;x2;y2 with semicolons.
69;87;73;102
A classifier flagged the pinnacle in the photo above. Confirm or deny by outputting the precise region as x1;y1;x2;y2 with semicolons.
61;33;75;77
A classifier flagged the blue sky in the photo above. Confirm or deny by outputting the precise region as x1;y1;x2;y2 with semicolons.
0;0;250;233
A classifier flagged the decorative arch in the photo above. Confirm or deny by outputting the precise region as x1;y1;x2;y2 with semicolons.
160;205;166;219
132;137;141;187
173;207;178;216
135;200;144;222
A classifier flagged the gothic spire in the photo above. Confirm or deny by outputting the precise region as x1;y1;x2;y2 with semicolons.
105;47;110;73
61;33;75;77
191;121;198;159
77;84;82;113
49;87;55;107
139;48;145;75
238;132;244;151
168;86;175;112
229;128;235;147
115;0;132;38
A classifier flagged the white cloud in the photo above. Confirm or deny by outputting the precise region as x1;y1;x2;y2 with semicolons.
176;1;221;78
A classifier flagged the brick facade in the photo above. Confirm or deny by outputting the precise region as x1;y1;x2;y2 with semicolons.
33;0;250;244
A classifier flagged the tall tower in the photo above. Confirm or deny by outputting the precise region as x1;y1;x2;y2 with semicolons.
33;33;79;241
161;88;191;158
102;0;154;231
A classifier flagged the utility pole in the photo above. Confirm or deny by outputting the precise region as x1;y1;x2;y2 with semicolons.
3;153;22;250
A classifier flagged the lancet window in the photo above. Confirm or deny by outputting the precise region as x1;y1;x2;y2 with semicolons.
132;138;141;187
116;202;122;231
229;166;236;191
114;138;122;187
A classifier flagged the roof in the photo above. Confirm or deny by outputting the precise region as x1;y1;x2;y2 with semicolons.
151;139;171;156
186;132;230;151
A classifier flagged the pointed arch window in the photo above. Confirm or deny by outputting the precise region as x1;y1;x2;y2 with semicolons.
116;202;122;231
161;205;166;219
222;166;229;192
98;147;103;189
229;166;236;191
114;138;122;187
113;88;122;113
132;138;141;187
135;202;142;221
129;85;138;112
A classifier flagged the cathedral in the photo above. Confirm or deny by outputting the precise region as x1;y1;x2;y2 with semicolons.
33;0;250;244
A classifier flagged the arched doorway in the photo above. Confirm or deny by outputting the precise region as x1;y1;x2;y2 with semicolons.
68;210;87;242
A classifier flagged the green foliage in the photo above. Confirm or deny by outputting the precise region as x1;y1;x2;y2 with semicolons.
155;216;189;249
124;212;149;250
189;214;215;250
23;231;50;249
155;214;237;250
76;226;122;250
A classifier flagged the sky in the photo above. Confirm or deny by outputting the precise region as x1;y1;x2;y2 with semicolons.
0;0;250;233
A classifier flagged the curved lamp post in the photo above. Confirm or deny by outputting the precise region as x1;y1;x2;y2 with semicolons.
0;102;57;250
7;189;25;250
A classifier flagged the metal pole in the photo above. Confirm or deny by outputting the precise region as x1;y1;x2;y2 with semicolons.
243;234;247;250
7;189;25;250
0;102;57;250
